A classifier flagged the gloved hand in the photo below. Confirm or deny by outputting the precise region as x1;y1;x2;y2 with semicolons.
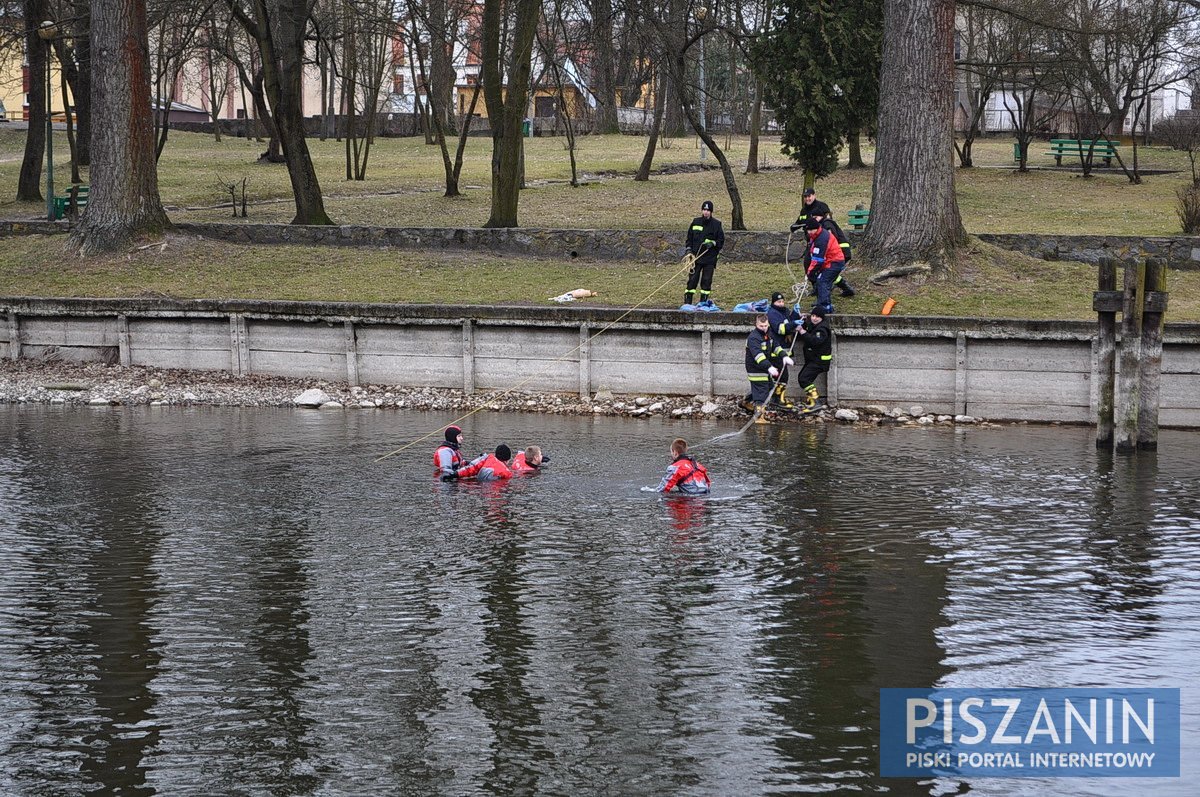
782;356;795;367
789;223;801;234
768;366;780;378
440;471;458;482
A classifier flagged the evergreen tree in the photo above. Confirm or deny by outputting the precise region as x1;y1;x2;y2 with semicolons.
751;0;881;185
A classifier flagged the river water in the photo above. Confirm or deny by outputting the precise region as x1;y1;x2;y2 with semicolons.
0;406;1197;796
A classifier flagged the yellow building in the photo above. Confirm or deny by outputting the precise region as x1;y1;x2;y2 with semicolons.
0;43;74;123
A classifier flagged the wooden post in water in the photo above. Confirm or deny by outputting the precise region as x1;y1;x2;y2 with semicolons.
1114;261;1146;453
1137;259;1167;450
1094;258;1117;448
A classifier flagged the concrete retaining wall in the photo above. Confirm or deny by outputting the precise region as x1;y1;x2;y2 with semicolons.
7;219;1200;270
4;297;1199;427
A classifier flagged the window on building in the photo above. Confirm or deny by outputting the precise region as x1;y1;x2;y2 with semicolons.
393;73;404;94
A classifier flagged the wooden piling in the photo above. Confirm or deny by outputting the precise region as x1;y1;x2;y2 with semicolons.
1094;258;1116;448
1114;261;1146;454
1137;259;1167;450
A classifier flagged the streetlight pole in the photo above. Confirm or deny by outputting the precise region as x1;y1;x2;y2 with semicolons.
37;20;58;222
695;7;707;161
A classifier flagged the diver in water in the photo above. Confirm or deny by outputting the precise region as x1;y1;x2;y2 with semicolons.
656;438;711;495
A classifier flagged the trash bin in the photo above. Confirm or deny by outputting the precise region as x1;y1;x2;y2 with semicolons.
523;118;532;137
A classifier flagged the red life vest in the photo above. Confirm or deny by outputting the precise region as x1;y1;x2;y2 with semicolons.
433;444;465;476
457;453;513;481
661;455;711;493
511;452;539;474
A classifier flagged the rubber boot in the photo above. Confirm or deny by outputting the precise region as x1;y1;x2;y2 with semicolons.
684;291;696;306
804;386;822;409
772;385;794;410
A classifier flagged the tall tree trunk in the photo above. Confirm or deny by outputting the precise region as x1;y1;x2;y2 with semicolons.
746;78;762;174
846;127;866;168
69;0;92;166
448;83;482;196
859;0;965;275
69;0;170;255
590;0;619;133
243;0;333;225
429;0;457;133
481;0;540;228
635;69;666;181
17;0;48;202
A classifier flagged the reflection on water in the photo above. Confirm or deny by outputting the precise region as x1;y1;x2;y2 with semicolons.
0;407;1197;795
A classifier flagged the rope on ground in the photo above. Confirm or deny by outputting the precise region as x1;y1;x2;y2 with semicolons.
374;253;700;463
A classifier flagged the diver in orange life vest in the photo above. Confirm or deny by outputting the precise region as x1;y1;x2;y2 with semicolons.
434;425;467;477
455;443;514;481
511;445;549;475
656;438;711;494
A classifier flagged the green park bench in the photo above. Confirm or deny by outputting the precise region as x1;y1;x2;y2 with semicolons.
847;206;870;230
52;185;88;219
1047;139;1119;167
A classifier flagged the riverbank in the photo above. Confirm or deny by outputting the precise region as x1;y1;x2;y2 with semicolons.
0;360;998;427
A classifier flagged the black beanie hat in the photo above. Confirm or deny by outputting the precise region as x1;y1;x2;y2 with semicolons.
701;200;714;212
495;443;511;461
445;425;462;444
810;305;826;317
771;291;785;303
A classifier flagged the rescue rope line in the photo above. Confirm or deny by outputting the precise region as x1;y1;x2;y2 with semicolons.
693;233;811;450
374;253;700;463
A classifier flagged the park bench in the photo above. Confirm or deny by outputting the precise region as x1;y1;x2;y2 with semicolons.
1047;139;1119;167
52;185;88;219
847;206;870;230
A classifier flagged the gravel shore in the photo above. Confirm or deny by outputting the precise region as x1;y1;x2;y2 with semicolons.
0;360;987;426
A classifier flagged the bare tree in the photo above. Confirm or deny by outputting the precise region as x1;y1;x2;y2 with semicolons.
15;0;49;201
148;0;210;159
68;0;170;255
480;0;541;227
228;0;334;225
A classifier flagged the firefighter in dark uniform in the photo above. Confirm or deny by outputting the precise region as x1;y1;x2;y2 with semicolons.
684;200;725;306
790;187;831;233
795;305;833;410
766;291;802;408
743;313;788;411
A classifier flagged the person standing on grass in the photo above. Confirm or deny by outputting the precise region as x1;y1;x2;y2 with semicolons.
804;217;847;316
684;200;725;306
790;187;831;233
810;209;856;299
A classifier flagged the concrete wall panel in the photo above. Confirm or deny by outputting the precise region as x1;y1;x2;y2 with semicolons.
21;316;117;348
1162;374;1200;409
128;318;231;371
839;337;956;370
966;369;1090;407
1163;345;1200;374
355;323;463;387
967;402;1092;423
968;339;1090;372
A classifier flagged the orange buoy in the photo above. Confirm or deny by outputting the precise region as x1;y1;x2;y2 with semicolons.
881;297;897;315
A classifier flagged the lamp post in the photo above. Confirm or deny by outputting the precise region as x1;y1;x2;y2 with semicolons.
37;20;58;222
695;7;707;161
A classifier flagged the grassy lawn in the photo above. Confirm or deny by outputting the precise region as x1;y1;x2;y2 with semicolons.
2;233;1197;321
0;126;1194;235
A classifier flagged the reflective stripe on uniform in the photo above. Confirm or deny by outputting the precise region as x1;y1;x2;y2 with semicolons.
691;225;704;231
748;374;770;381
821;354;832;361
754;353;768;363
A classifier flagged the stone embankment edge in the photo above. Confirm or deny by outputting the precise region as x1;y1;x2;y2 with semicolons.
4;219;1200;270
